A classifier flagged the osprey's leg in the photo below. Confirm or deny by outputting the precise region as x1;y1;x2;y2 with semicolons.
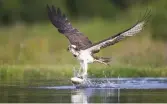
79;61;88;78
82;61;88;77
73;66;82;77
77;66;82;76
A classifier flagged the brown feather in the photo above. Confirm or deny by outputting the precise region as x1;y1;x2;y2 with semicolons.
47;5;92;49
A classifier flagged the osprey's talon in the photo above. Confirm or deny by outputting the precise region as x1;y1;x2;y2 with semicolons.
77;73;87;79
77;76;83;79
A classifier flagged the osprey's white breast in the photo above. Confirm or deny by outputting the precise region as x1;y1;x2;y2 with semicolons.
77;50;94;63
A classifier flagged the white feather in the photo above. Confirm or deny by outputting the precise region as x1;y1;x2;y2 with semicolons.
84;21;145;53
122;22;145;36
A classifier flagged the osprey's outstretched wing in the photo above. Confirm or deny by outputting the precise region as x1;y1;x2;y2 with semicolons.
47;5;92;50
83;10;151;54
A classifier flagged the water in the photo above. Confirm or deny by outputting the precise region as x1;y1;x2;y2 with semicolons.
1;78;167;103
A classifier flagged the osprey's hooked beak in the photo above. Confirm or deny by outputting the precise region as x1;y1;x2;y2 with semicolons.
67;47;69;51
67;45;72;51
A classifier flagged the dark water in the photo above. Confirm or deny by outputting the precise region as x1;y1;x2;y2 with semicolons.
1;78;167;103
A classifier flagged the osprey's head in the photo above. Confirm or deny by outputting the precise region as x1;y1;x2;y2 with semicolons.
67;45;79;57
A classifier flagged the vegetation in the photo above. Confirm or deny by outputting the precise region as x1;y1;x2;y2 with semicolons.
0;20;167;81
0;0;167;83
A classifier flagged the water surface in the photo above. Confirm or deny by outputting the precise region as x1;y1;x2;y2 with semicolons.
1;78;167;103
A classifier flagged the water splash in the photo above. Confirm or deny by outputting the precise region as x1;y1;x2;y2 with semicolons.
73;77;167;89
72;68;167;89
36;77;167;90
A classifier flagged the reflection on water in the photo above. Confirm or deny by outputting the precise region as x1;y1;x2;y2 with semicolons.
1;78;167;103
70;88;167;103
71;89;88;104
71;88;120;103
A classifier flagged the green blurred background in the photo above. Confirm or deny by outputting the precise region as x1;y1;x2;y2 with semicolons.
0;0;167;81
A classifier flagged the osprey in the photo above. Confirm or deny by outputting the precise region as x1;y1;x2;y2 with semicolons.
47;5;150;82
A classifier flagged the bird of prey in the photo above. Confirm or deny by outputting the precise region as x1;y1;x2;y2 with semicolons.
47;5;150;83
